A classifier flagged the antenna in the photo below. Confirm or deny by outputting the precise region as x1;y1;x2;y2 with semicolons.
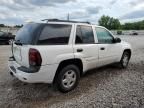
67;13;70;21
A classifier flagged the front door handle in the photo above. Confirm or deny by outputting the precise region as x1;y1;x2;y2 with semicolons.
100;47;105;50
77;48;83;52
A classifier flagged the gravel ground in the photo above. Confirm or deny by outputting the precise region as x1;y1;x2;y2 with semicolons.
0;35;144;108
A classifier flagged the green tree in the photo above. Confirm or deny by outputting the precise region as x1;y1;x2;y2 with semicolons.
14;24;23;28
98;15;121;30
122;20;144;30
98;15;110;29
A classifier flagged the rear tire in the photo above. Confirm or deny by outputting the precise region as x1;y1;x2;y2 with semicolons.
119;51;130;68
56;65;80;93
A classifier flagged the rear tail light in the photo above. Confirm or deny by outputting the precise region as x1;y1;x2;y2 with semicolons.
29;48;42;66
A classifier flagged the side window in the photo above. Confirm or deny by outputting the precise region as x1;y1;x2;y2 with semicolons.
38;24;72;45
75;25;94;44
95;27;114;44
75;26;83;43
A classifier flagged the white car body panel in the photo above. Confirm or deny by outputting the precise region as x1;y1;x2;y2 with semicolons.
73;44;99;72
30;45;74;65
8;22;132;84
73;24;99;72
13;44;30;68
8;60;58;83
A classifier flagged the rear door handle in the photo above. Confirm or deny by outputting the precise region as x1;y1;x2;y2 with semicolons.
77;48;83;52
100;47;105;50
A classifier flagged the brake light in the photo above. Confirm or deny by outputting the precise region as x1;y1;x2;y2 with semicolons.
29;48;42;66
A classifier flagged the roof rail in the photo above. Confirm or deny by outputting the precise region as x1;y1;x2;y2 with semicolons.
41;19;90;24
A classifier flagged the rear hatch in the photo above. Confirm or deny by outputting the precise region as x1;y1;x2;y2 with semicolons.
12;23;40;67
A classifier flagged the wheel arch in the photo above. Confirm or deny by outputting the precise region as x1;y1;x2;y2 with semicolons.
53;58;83;83
123;49;132;59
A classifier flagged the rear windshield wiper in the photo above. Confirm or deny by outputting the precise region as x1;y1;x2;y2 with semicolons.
14;40;23;46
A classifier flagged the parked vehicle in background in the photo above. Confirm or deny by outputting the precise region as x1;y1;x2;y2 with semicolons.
0;31;15;45
117;30;123;35
8;20;132;93
130;31;138;35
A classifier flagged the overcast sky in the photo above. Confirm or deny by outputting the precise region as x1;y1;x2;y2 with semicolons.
0;0;144;25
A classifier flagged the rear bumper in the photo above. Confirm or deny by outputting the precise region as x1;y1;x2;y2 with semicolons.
8;58;58;83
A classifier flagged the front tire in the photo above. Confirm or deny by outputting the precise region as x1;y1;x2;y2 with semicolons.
119;51;130;68
56;65;80;93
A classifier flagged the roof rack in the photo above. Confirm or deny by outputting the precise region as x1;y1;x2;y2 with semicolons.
41;19;90;24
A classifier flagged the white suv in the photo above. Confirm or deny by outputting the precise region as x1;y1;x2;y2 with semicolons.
8;20;132;92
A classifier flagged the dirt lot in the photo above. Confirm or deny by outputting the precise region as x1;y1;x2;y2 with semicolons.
0;35;144;108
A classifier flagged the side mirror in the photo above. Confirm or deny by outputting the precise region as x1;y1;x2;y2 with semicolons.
114;37;121;43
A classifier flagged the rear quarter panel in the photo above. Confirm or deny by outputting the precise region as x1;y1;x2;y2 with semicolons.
31;45;74;65
30;23;75;66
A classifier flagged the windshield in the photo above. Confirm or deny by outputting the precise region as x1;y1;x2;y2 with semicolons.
15;23;39;44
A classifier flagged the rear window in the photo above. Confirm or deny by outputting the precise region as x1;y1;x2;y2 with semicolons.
38;24;72;45
15;23;39;44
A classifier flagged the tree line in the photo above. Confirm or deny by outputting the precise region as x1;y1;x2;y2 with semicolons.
0;24;23;28
98;15;144;30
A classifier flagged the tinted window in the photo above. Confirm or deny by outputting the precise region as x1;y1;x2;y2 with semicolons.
15;23;39;44
75;26;82;43
96;27;114;44
38;24;72;45
75;25;94;44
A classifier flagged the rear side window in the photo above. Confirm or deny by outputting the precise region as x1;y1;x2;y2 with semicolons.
38;24;72;45
75;25;94;44
15;23;39;44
